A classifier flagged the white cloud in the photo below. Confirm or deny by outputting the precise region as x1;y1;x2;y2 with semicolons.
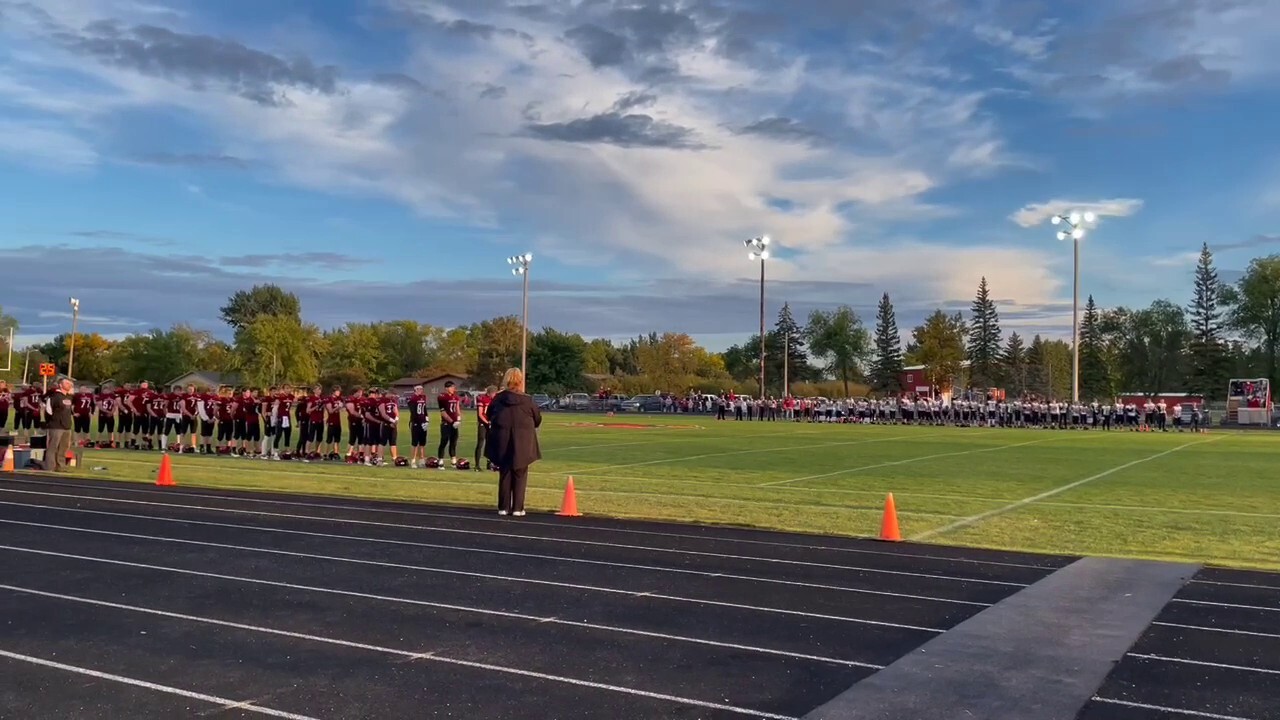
1009;198;1144;228
1148;251;1200;268
0;120;98;168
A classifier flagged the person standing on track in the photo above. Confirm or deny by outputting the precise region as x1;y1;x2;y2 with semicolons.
44;377;74;472
436;381;462;468
485;368;542;517
474;385;495;471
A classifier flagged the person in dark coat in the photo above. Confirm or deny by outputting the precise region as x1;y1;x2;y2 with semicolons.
485;368;542;516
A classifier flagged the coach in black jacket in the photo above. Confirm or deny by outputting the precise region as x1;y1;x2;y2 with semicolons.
485;368;542;517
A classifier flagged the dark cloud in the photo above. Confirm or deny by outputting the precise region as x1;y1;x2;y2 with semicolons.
735;117;824;143
1146;54;1231;87
606;5;699;52
563;23;629;67
130;152;248;169
525;112;705;149
478;83;507;99
218;252;373;270
55;22;340;106
372;72;425;90
611;90;657;112
1212;235;1280;252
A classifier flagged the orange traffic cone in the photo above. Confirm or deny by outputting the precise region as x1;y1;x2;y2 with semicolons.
156;453;176;487
1;446;13;473
556;476;581;517
878;493;901;542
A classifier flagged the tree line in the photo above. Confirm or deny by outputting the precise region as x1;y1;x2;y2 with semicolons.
2;245;1277;400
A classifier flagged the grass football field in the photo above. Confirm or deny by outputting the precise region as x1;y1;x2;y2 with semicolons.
59;413;1280;571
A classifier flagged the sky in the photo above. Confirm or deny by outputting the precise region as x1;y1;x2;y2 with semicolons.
2;0;1279;352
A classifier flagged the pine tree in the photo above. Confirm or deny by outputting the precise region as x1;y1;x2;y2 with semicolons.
1186;243;1228;399
1078;295;1110;400
967;277;1002;389
869;292;904;394
770;302;815;392
1001;332;1026;396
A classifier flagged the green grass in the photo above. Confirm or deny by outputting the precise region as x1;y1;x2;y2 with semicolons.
57;413;1280;571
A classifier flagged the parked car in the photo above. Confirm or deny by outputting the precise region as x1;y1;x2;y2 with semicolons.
620;394;664;412
531;393;554;409
560;393;593;410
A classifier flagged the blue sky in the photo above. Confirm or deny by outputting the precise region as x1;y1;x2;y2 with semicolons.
2;0;1278;351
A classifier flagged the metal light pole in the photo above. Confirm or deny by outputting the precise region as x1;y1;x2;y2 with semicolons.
782;328;789;398
67;297;80;380
1049;211;1096;403
745;236;770;399
508;253;532;377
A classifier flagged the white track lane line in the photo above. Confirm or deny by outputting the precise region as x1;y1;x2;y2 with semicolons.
1090;697;1257;720
0;648;318;720
0;585;801;720
760;437;1070;487
562;432;937;474
0;488;1026;587
1129;653;1280;676
1153;621;1280;640
0;500;990;607
1171;598;1280;613
0;545;939;645
1191;579;1280;591
0;518;944;637
911;437;1222;541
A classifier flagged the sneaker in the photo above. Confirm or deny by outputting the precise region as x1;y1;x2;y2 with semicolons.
498;510;508;516
410;460;417;469
512;510;526;517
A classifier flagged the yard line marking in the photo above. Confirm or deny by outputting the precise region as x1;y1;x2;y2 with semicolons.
562;433;937;474
3;476;1048;568
0;518;944;637
760;436;1071;487
911;437;1222;541
1129;652;1280;676
1154;621;1280;640
0;585;802;720
0;648;317;720
0;488;1027;587
0;546;911;666
1171;598;1280;612
1192;579;1280;591
0;500;991;606
1034;501;1280;519
1090;697;1257;720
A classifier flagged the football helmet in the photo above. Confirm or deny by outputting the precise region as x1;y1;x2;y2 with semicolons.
182;446;196;454
425;456;441;469
394;456;409;467
455;458;471;470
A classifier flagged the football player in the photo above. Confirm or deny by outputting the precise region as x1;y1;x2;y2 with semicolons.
147;384;168;449
378;389;400;464
163;386;185;451
72;384;95;446
324;387;344;457
96;385;117;445
183;384;200;449
216;389;236;453
436;381;462;468
407;384;429;468
240;388;264;455
344;388;365;459
362;389;383;465
0;380;11;432
272;385;295;459
306;385;325;456
475;385;495;471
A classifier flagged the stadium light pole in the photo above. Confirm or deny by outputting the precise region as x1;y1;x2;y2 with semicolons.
67;297;80;381
745;236;770;400
508;253;532;377
1049;211;1096;404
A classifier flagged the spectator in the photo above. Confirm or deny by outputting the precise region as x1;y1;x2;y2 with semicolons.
486;368;543;517
45;377;74;472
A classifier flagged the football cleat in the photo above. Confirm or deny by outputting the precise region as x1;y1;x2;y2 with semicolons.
394;457;409;467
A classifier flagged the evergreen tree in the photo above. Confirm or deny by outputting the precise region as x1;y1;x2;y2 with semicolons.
1001;332;1026;396
1078;295;1111;400
869;293;904;394
769;302;815;392
967;277;1002;389
1186;243;1229;399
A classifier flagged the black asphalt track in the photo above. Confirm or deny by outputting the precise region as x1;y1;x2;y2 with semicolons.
0;474;1057;719
2;474;1276;719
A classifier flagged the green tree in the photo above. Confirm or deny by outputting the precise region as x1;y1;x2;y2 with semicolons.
376;320;432;380
635;332;701;392
1119;300;1189;394
966;277;1002;388
0;305;16;382
472;316;524;384
770;303;816;390
869;293;904;395
1026;334;1071;398
323;323;385;383
719;342;756;382
1185;243;1229;399
112;325;217;384
1222;255;1280;388
38;333;118;381
1000;332;1027;396
424;327;475;377
1078;295;1111;400
236;315;321;387
527;327;587;394
908;310;967;392
219;284;301;332
805;306;871;397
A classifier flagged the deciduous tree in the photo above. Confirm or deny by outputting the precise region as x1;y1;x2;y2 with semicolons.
1222;255;1280;387
908;310;966;392
806;306;871;397
219;284;301;332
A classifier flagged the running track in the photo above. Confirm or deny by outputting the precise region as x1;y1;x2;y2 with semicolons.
0;475;1274;719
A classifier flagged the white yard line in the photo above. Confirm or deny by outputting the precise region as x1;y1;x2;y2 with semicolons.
1129;652;1280;676
0;500;994;606
0;648;318;720
0;584;801;720
0;488;1025;586
0;518;944;636
1090;697;1256;720
911;437;1222;541
759;436;1070;487
562;433;935;474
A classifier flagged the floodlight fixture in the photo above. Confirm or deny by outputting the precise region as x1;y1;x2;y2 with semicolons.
1050;215;1062;225
506;252;533;376
1045;210;1102;405
1083;211;1097;223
